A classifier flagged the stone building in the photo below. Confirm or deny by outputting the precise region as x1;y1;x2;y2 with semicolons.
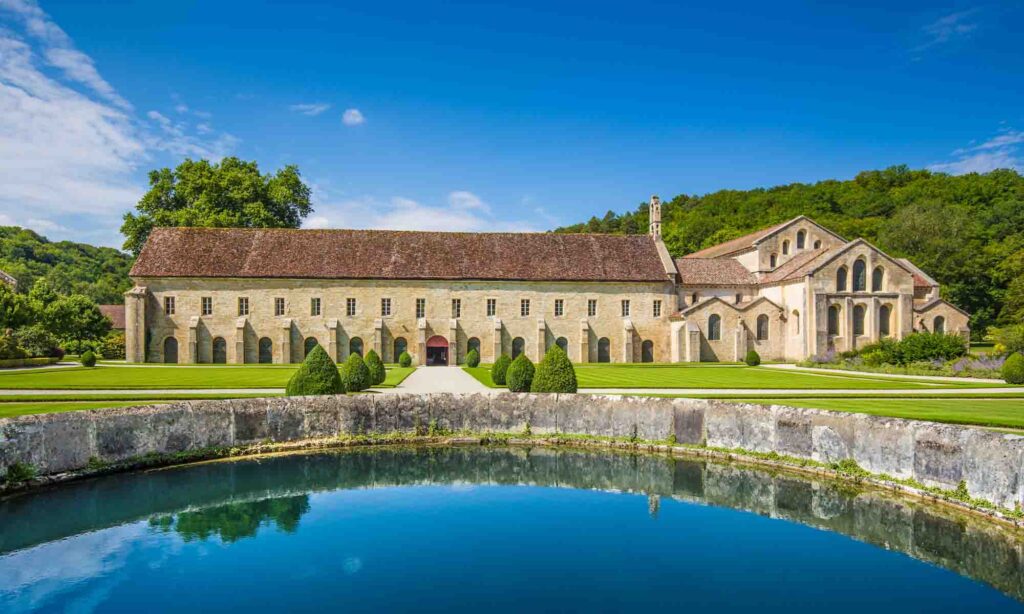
125;197;968;364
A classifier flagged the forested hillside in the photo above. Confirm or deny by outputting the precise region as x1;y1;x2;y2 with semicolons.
556;166;1024;332
0;227;133;304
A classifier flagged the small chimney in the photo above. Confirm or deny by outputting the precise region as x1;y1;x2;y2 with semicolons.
649;195;662;238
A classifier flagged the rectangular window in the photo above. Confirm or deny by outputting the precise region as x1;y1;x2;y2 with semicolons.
310;297;321;316
520;299;530;317
621;299;630;317
486;298;496;317
274;297;285;316
416;298;426;319
164;296;175;315
452;298;461;319
201;297;212;316
588;299;597;317
346;298;357;317
381;298;392;317
653;300;662;318
238;297;249;316
554;299;564;317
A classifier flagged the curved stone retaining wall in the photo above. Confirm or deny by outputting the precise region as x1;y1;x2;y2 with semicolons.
1;393;1022;510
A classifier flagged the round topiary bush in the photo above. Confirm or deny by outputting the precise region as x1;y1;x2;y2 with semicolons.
531;345;577;393
80;350;96;368
1003;353;1024;385
465;348;480;368
398;351;412;368
342;352;371;392
364;349;386;385
506;354;535;392
286;345;345;396
744;350;761;367
491;353;512;385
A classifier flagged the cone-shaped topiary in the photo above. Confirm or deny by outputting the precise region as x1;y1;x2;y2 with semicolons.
286;345;345;396
465;348;480;368
531;345;577;393
506;354;535;392
342;352;371;392
491;353;512;385
398;351;412;367
1004;353;1024;385
744;350;761;367
80;350;96;367
364;349;386;385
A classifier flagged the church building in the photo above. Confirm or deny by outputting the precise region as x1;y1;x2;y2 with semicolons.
125;197;969;365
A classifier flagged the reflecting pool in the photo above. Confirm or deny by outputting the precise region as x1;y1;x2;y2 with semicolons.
2;446;1022;612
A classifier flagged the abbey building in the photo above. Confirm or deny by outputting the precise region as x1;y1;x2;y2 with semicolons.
125;197;969;365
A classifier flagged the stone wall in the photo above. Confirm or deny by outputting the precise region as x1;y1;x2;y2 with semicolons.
2;393;1022;510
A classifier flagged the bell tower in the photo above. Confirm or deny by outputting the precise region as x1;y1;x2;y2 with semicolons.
649;195;662;238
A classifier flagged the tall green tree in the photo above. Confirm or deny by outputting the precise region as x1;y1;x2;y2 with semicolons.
42;294;111;344
121;157;313;255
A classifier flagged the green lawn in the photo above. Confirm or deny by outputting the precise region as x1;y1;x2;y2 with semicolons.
0;364;415;390
463;363;1003;390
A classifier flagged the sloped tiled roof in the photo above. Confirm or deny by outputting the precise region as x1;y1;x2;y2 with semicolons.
760;248;834;284
130;227;672;283
98;304;125;329
673;257;756;286
683;220;793;259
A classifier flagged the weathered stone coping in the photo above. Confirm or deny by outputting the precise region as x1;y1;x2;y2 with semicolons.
2;393;1023;513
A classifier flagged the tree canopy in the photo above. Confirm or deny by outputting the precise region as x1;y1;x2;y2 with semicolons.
121;157;313;255
556;166;1024;332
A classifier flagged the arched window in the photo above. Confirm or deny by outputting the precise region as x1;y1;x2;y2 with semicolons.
555;337;568;353
853;305;865;336
796;230;806;249
708;314;722;341
813;240;822;249
258;337;273;364
691;292;699;305
879;305;891;336
756;315;769;340
782;240;790;255
852;259;867;292
212;337;227;364
393;337;407;361
769;254;778;268
597;337;611;363
349;337;363;356
512;337;525;359
163;337;178;364
872;267;884;292
827;305;840;336
304;337;319;357
641;340;654;363
467;337;481;356
933;316;945;334
836;266;848;292
792;310;800;335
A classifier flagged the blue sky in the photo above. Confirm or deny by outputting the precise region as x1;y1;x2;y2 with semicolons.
0;1;1021;248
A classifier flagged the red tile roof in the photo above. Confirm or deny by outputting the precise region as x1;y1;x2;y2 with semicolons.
673;258;756;286
98;304;125;329
130;227;672;283
760;248;833;284
683;220;792;259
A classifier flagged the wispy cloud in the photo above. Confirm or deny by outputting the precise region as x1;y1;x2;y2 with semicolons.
928;129;1023;174
289;102;331;116
912;9;980;55
342;108;365;126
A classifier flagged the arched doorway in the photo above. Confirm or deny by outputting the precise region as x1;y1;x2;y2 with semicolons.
349;337;363;357
555;337;568;353
163;337;178;364
212;337;227;364
304;337;319;357
426;335;448;366
511;337;525;359
641;340;654;363
394;337;408;362
933;316;945;334
467;337;481;356
597;337;610;363
258;337;273;364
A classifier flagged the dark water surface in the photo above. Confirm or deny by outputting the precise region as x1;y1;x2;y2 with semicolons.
1;446;1022;612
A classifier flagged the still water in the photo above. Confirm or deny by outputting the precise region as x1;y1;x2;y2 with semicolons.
1;446;1022;612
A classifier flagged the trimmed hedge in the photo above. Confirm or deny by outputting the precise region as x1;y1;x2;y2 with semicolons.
1004;353;1024;385
855;332;967;366
506;354;535;392
80;351;96;368
286;345;345;396
531;345;577;393
491;354;512;385
0;357;60;369
465;348;480;368
398;351;412;368
364;349;386;385
342;353;371;392
744;350;761;367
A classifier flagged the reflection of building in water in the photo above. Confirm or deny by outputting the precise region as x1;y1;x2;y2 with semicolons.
647;494;660;519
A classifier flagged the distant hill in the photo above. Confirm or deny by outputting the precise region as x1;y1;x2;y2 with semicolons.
555;166;1024;332
0;227;133;304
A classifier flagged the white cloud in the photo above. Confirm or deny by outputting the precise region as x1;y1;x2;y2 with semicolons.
912;9;980;54
342;108;365;126
929;129;1023;174
289;102;330;116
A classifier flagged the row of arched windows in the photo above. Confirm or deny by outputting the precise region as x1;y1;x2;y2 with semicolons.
836;260;886;293
162;335;380;364
769;229;824;269
826;304;893;337
705;314;770;342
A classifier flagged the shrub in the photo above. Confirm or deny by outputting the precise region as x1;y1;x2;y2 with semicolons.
62;339;100;356
897;331;967;363
531;345;577;393
491;353;512;385
2;461;35;484
861;350;886;367
286;345;345;396
991;324;1024;356
506;354;535;392
398;351;412;368
1004;353;1024;385
0;329;26;360
465;348;480;368
342;352;371;392
364;349;386;385
99;332;126;360
80;350;96;367
13;325;60;358
744;350;761;367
